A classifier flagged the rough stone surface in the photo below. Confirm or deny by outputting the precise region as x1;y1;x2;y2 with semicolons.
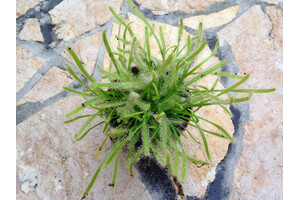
17;66;73;106
49;0;123;41
61;31;102;75
19;18;44;42
16;0;43;17
264;0;283;4
218;5;283;199
183;5;240;31
16;46;46;92
16;96;152;200
136;0;230;15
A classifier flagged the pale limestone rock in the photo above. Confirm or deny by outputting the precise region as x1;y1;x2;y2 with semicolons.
136;0;230;15
16;46;46;92
49;0;123;41
19;18;44;42
218;5;282;199
183;5;240;30
16;96;152;200
61;31;102;76
264;0;283;4
16;0;43;17
17;66;73;106
102;13;233;197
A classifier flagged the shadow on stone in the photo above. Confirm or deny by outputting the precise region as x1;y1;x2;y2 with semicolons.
135;156;177;200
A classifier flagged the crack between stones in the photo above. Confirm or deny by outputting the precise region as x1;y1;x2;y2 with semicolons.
16;90;72;125
203;103;250;200
260;4;277;39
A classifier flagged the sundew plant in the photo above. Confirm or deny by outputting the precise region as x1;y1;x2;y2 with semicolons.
64;0;275;198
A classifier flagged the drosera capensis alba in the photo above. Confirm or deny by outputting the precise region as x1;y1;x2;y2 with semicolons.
64;0;275;198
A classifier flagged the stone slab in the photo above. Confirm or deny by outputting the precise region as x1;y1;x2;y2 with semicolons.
16;46;46;92
218;5;283;199
19;18;44;42
16;96;152;200
49;0;123;41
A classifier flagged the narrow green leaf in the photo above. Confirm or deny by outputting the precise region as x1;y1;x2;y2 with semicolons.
64;114;92;124
128;37;137;70
77;121;105;141
103;30;122;76
187;156;210;165
194;121;211;161
159;26;166;59
173;139;179;176
185;61;226;87
217;74;250;97
134;50;149;72
166;150;172;173
157;49;177;75
177;18;183;56
142;122;150;156
82;139;119;198
198;116;235;143
231;88;276;93
127;148;144;167
98;67;125;81
187;35;191;55
115;36;131;44
196;22;203;48
74;112;99;139
111;156;119;189
66;47;94;82
125;130;141;161
159;116;167;149
95;136;109;158
127;0;164;60
185;40;207;63
102;130;136;169
129;163;134;178
97;101;126;109
145;26;151;66
211;77;220;90
65;96;104;118
66;64;90;89
63;86;95;96
215;72;243;79
91;81;146;89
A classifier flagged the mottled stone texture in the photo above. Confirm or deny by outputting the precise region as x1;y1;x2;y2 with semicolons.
17;66;73;106
19;18;44;42
218;5;283;200
136;0;230;15
16;96;152;200
49;0;123;41
183;5;239;30
16;0;43;17
16;46;46;92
